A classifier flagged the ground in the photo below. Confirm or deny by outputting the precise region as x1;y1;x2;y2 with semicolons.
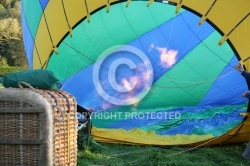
77;142;250;166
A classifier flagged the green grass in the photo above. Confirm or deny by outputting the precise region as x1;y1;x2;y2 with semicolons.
77;142;250;166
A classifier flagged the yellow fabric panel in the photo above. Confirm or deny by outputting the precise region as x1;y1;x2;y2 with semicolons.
223;134;250;144
169;0;250;60
238;126;250;134
190;122;250;146
210;0;248;33
62;0;87;28
243;118;250;125
168;0;179;4
43;1;69;45
238;118;250;133
229;16;250;64
33;0;119;68
92;127;214;145
33;15;53;68
87;0;108;12
225;123;243;135
181;0;250;34
191;133;250;146
224;118;250;141
245;62;250;71
179;0;215;16
33;1;68;68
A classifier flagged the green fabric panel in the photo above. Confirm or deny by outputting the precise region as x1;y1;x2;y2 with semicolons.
47;38;93;81
136;31;234;109
47;2;182;80
22;0;43;38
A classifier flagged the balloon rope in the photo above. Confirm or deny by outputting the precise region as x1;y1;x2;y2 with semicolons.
43;13;55;50
107;136;220;158
164;136;219;157
61;0;72;35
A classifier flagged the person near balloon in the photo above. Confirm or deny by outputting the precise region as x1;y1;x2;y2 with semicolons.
236;63;250;98
236;63;250;160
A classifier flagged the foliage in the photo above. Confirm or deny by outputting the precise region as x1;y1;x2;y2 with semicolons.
77;143;250;166
0;17;21;41
0;65;26;76
0;56;8;66
0;0;27;67
0;0;19;10
2;38;27;67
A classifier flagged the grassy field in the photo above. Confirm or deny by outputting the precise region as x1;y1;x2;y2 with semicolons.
77;142;250;166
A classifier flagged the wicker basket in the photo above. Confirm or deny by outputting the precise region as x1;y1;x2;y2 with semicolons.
0;88;78;166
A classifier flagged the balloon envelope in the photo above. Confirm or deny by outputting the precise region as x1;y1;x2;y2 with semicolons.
21;0;250;145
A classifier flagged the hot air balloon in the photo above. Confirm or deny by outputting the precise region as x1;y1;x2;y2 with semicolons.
21;0;250;145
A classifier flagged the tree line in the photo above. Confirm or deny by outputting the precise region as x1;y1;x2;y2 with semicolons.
0;0;27;68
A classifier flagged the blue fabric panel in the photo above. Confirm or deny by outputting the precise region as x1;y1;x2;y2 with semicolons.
21;4;34;68
60;49;147;110
198;57;248;106
39;0;48;10
130;11;214;82
60;65;105;109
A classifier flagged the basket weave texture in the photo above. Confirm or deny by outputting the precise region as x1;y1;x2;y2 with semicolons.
0;88;78;166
